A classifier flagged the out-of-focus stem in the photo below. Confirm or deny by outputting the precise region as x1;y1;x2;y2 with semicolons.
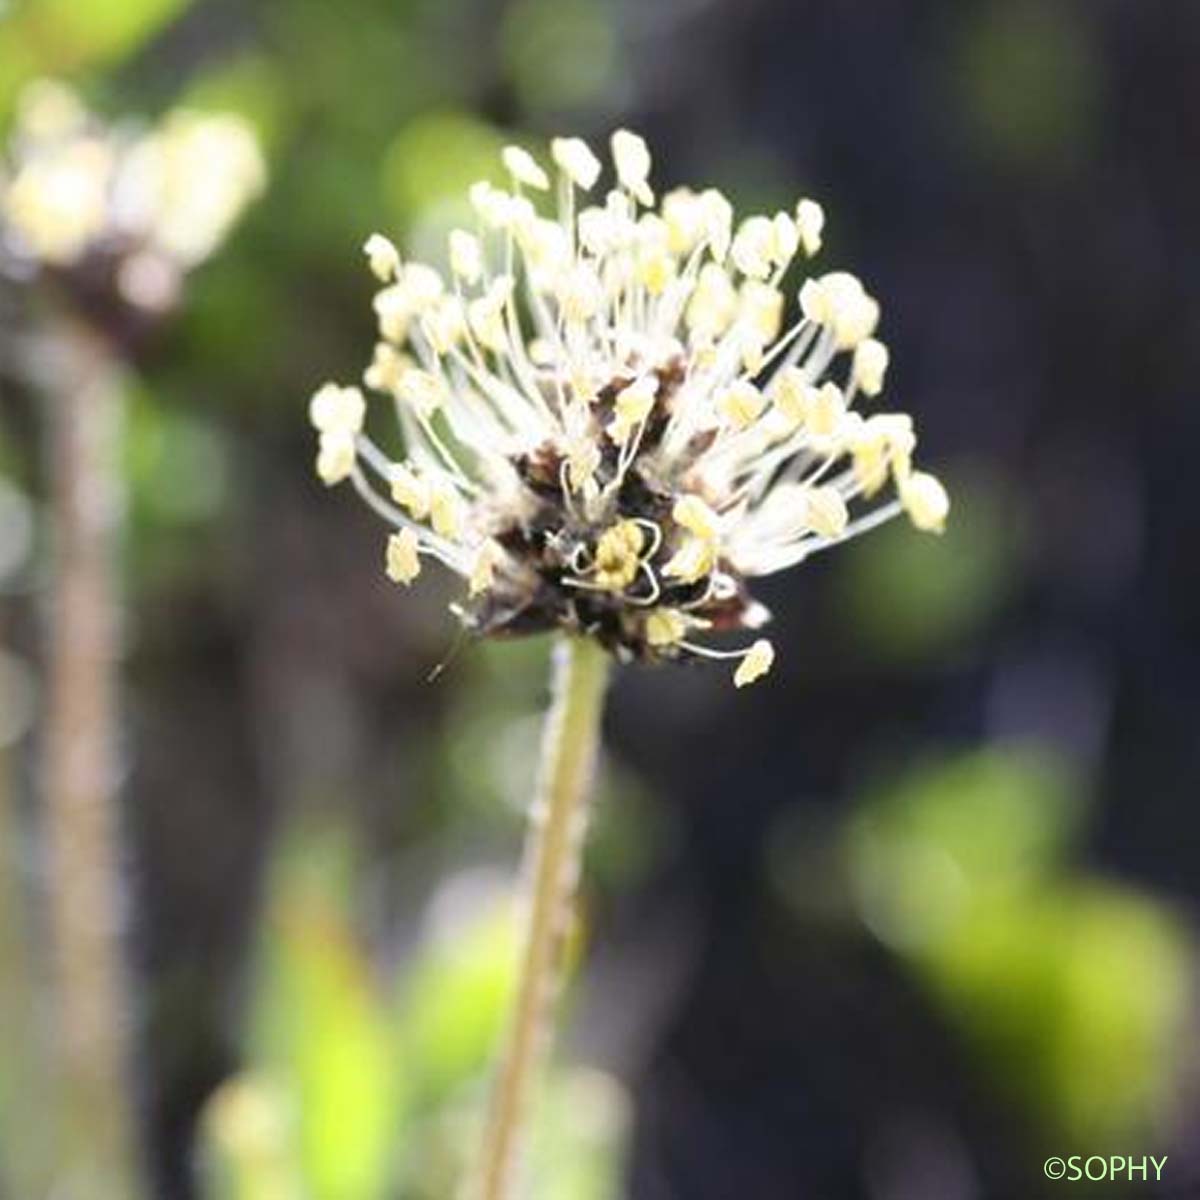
473;635;610;1200
42;319;141;1200
0;741;52;1197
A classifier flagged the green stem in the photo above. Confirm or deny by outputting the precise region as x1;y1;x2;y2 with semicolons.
474;635;610;1200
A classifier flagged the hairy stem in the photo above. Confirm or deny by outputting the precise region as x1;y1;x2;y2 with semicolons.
474;635;610;1200
43;320;141;1200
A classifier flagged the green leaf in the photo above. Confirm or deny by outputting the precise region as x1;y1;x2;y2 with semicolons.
0;0;192;111
250;832;398;1200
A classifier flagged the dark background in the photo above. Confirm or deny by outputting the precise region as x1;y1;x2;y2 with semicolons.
2;1;1198;1197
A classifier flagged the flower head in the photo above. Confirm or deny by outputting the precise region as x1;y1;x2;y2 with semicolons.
309;131;948;685
1;79;265;319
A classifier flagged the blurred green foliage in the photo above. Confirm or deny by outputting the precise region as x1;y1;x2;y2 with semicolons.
836;464;1025;665
847;747;1192;1142
0;0;189;103
955;0;1101;173
200;823;628;1200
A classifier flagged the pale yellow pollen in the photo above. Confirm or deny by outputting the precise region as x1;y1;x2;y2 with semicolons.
399;262;446;309
799;271;880;350
611;129;653;206
469;539;504;595
795;198;825;256
594;521;646;592
717;380;766;430
850;412;915;495
468;279;512;351
645;608;687;648
449;229;483;284
373;285;412;342
519;217;571;286
901;471;950;533
734;639;775;688
673;494;721;542
363;342;407;393
551;136;601;190
771;211;800;264
566;437;601;492
389;463;431;520
685;262;737;340
397;368;445;415
469;180;517;228
422;296;466;355
315;431;356;486
739;281;784;345
772;366;808;427
577;206;616;256
663;536;716;584
429;479;464;539
852;439;889;497
635;215;675;294
803;381;846;439
732;215;776;280
853;338;889;397
363;233;400;282
607;375;658;444
806;485;849;538
502;144;550;191
309;383;366;436
556;263;605;323
639;249;674;296
700;188;733;261
662;188;705;255
385;529;422;585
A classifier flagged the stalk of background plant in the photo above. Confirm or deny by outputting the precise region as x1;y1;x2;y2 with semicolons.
474;635;610;1200
42;316;141;1200
0;723;54;1197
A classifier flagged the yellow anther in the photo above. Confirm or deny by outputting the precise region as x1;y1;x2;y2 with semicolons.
803;381;846;439
611;129;653;205
645;608;687;648
673;494;720;542
852;338;889;397
502;144;550;190
806;486;849;538
795;198;825;256
732;215;776;280
397;368;445;416
607;376;658;444
385;529;421;585
429;479;464;539
901;471;950;533
663;536;716;584
389;463;431;520
449;229;483;284
363;233;400;282
315;431;355;486
717;380;766;430
734;639;774;688
551;137;602;190
593;521;646;591
799;271;880;349
363;342;407;394
309;383;366;436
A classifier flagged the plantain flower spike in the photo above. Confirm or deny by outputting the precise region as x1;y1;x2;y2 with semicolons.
0;78;265;315
308;131;948;686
